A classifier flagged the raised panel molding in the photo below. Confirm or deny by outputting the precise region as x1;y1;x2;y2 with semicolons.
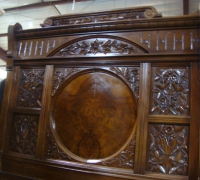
16;69;45;108
10;115;39;155
147;124;189;175
150;68;190;115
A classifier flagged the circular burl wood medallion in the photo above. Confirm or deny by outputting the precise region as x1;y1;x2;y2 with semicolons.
53;71;137;162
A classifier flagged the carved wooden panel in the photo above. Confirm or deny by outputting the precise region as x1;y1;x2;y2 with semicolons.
41;7;161;27
16;69;45;108
54;38;146;57
52;68;85;95
101;135;135;169
46;125;135;169
46;126;72;161
147;124;189;175
52;71;137;162
10;115;39;155
14;30;199;60
109;67;140;99
150;67;190;115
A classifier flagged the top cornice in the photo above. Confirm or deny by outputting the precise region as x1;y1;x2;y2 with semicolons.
12;7;200;39
41;6;162;27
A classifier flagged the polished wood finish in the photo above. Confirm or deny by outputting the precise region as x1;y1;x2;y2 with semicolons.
0;6;199;180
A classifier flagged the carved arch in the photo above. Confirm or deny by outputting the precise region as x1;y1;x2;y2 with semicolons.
48;35;149;57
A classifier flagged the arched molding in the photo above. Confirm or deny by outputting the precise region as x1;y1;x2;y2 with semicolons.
48;35;149;57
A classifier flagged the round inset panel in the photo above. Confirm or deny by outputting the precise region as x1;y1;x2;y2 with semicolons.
53;71;136;161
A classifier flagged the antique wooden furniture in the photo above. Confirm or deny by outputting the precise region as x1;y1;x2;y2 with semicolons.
0;6;199;180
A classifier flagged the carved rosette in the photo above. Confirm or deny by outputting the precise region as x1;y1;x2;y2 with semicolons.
147;124;189;175
46;127;72;160
10;115;39;155
52;68;84;95
150;68;190;115
17;69;45;108
54;38;145;57
109;67;140;98
101;135;135;169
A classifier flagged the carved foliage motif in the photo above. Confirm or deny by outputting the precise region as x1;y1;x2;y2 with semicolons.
17;69;45;108
151;68;190;115
52;12;145;26
101;135;135;169
42;7;161;27
10;115;39;155
55;39;145;56
52;68;83;95
110;67;140;98
46;127;72;160
147;124;188;175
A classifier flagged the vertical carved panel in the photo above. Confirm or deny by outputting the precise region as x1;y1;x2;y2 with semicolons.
10;115;39;155
150;68;190;115
46;127;72;160
109;67;140;98
101;135;136;169
147;124;189;175
17;69;45;108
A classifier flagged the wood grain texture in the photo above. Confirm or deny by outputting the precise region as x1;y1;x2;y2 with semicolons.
1;6;199;180
36;65;54;159
3;66;21;154
53;71;137;161
134;63;151;174
188;62;199;180
1;154;188;180
148;115;190;125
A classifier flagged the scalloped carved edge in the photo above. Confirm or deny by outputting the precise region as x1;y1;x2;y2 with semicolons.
41;6;161;27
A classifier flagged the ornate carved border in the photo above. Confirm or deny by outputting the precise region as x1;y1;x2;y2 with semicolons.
41;6;161;27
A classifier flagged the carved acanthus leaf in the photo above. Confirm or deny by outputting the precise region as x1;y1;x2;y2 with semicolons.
10;115;39;155
54;38;145;57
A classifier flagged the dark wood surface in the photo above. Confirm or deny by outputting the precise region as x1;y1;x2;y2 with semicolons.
0;6;199;180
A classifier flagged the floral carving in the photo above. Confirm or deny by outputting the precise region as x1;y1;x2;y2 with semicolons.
147;124;188;175
46;127;72;160
54;39;145;57
10;115;39;155
17;69;45;108
52;68;83;95
110;67;140;98
101;135;135;169
151;68;190;115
